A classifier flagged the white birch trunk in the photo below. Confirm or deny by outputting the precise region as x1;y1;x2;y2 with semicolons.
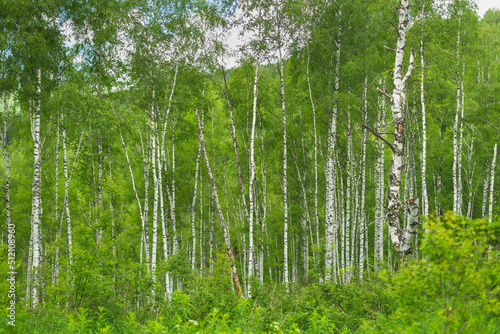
420;16;429;218
382;0;418;256
191;143;201;271
457;63;465;215
466;132;475;218
62;116;73;273
30;68;42;308
482;167;490;218
375;78;386;269
54;120;60;285
346;108;353;282
247;64;259;297
325;18;341;282
359;76;368;280
488;144;497;255
488;145;497;224
150;97;158;300
97;136;103;243
2;91;12;251
453;21;461;214
278;52;289;287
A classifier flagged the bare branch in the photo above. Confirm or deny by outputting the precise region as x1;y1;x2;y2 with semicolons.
377;87;393;102
363;124;395;151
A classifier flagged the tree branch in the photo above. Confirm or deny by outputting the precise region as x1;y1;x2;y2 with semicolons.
363;124;395;151
376;87;393;102
402;48;416;85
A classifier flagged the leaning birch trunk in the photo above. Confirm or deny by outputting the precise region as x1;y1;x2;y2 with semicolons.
117;133;149;264
325;17;341;282
194;105;242;295
378;0;418;257
30;67;42;308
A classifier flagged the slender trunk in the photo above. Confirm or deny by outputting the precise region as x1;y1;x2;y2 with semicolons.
62;115;73;271
482;166;489;218
488;144;496;256
453;20;461;214
346;108;353;282
375;78;386;269
278;52;289;287
30;68;42;308
488;145;497;224
291;143;310;282
191;143;201;271
248;64;259;296
150;94;158;300
97;136;103;243
259;115;267;284
200;163;204;276
194;106;242;295
420;15;429;218
458;63;465;215
466;131;475;218
359;76;368;280
54;121;60;285
325;18;341;282
117;133;149;266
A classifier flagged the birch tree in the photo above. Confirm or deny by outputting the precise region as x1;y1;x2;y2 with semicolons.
377;0;419;257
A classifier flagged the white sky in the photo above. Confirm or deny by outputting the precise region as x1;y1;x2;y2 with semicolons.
477;0;499;17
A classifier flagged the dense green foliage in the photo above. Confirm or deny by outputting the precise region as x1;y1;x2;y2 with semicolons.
1;0;500;332
0;215;498;333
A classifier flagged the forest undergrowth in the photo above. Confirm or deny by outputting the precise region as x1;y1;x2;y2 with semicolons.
1;214;499;333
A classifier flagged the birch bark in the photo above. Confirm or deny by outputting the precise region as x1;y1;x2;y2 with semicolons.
375;78;386;268
247;63;259;297
277;48;289;287
359;76;368;280
325;17;341;282
2;91;11;251
482;167;489;218
381;0;419;256
30;67;42;308
488;145;497;224
453;20;461;214
420;13;429;219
